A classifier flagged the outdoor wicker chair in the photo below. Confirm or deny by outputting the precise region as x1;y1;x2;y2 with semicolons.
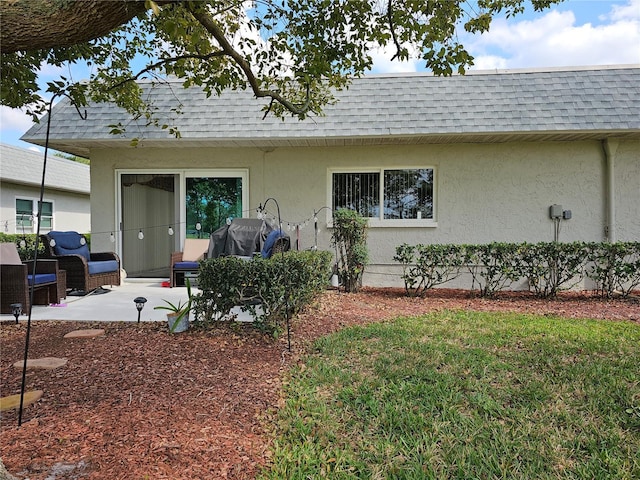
0;242;66;314
170;238;210;287
40;231;120;293
261;229;290;258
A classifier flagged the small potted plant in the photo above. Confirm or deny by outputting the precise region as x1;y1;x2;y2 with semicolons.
154;278;192;333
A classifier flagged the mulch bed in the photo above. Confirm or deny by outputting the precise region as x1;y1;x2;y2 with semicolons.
1;288;638;479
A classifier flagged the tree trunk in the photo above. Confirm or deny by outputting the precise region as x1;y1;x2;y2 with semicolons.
0;0;148;53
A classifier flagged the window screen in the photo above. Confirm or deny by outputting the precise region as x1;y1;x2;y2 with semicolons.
383;169;433;220
332;172;379;218
331;168;434;222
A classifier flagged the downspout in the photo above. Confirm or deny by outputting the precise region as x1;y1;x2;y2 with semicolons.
602;138;619;243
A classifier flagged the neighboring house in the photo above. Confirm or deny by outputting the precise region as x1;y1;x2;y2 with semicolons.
0;143;90;237
21;66;640;284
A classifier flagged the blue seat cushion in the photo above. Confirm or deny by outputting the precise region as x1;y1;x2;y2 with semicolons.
49;231;90;261
261;229;288;258
27;273;56;285
174;261;199;270
87;260;119;275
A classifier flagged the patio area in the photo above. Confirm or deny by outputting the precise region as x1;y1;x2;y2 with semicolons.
0;279;253;323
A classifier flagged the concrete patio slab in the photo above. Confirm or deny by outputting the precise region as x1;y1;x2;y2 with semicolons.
0;279;255;323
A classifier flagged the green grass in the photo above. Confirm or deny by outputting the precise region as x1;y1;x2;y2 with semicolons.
259;311;640;479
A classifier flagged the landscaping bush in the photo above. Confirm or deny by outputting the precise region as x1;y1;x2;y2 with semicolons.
331;209;368;293
394;241;639;298
394;243;464;297
193;250;332;333
586;241;640;298
464;242;523;297
519;242;589;297
0;233;46;260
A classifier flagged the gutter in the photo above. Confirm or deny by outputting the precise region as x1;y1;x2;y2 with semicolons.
602;138;619;242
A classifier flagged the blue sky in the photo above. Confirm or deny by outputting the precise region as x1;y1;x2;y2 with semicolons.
2;0;638;152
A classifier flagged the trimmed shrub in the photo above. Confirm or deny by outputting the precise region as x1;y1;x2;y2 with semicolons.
586;242;640;298
0;233;46;260
331;209;369;293
394;241;638;299
192;250;332;333
394;243;464;297
519;242;589;297
464;243;522;297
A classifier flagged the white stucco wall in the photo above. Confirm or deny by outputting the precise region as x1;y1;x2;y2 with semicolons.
613;140;640;242
88;139;639;286
0;181;90;234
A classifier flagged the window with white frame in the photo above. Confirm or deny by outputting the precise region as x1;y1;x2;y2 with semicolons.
15;199;53;233
331;168;434;223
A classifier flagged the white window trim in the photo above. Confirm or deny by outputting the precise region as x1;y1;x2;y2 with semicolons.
327;167;437;228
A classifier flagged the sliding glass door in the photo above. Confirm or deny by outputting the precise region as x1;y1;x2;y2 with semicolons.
118;169;248;277
120;173;177;277
185;176;243;238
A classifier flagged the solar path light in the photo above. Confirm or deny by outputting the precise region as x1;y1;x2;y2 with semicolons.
134;297;147;323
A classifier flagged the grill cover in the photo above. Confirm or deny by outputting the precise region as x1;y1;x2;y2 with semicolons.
208;218;274;258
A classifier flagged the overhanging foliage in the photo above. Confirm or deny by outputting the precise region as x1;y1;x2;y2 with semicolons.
1;0;562;128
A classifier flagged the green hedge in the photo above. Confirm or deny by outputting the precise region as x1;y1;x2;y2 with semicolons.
585;242;640;298
192;250;332;333
0;233;46;260
394;241;640;298
394;243;464;296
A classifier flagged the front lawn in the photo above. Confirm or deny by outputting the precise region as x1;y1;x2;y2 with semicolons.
261;311;640;479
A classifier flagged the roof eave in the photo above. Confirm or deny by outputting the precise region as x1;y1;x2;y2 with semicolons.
22;129;640;158
0;176;90;194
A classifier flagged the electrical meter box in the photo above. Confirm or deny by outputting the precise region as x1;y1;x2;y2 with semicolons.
549;204;563;219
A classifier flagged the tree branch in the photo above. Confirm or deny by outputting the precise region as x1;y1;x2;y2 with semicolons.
1;0;144;53
387;0;403;62
107;51;227;91
186;3;311;116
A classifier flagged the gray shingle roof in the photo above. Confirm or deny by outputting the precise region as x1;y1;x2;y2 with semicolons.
0;143;90;193
22;65;640;157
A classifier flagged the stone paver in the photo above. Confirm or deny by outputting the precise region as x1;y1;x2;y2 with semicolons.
63;329;105;339
0;390;43;412
12;357;68;370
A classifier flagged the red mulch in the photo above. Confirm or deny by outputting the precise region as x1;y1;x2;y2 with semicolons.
1;288;638;479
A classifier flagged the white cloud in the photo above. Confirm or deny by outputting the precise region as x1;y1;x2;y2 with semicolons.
471;55;508;71
368;44;421;73
466;0;640;70
38;62;65;78
610;0;640;21
0;106;35;135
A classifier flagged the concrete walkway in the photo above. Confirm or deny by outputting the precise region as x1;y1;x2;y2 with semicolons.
0;279;253;323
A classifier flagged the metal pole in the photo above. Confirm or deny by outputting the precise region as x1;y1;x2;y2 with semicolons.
18;94;86;426
18;96;55;426
262;198;290;351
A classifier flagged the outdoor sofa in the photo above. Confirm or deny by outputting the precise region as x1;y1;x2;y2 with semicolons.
0;242;66;314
